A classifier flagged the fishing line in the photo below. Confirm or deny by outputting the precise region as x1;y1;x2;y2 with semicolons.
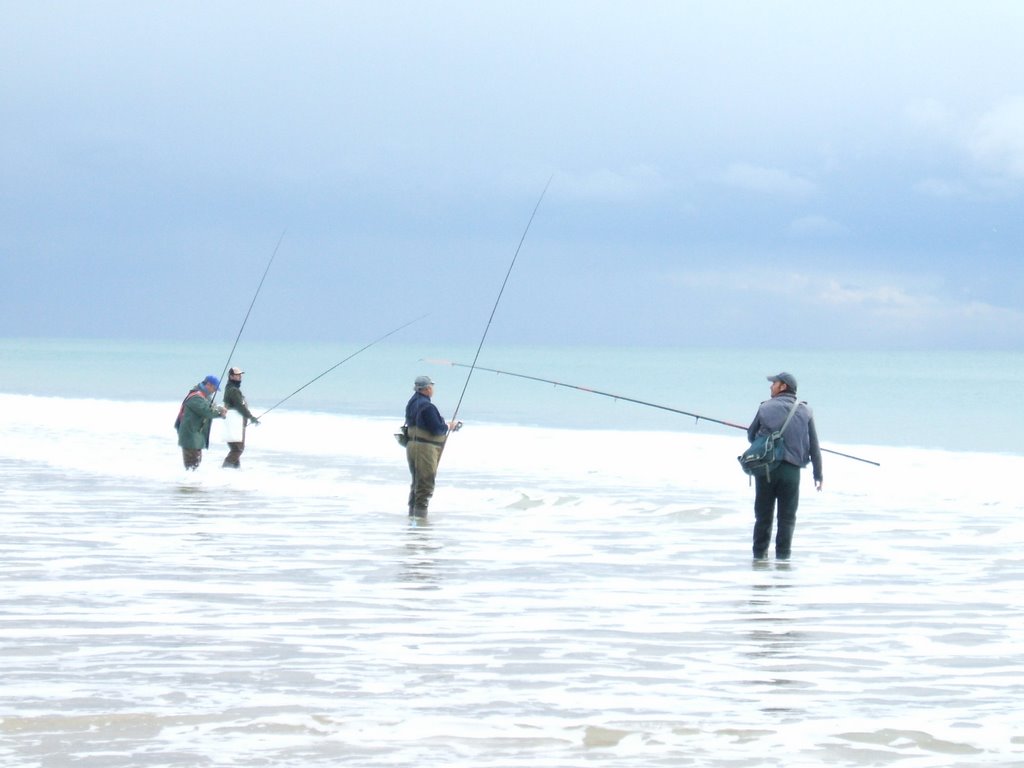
213;229;287;405
427;359;880;467
256;314;428;419
449;176;552;427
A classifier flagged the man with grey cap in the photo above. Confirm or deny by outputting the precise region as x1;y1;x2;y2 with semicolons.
404;375;460;517
745;372;823;560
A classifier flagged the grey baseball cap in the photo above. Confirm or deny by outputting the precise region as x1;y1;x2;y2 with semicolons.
767;372;797;392
414;375;435;389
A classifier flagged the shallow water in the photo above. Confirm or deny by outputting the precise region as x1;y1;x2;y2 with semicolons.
1;395;1023;766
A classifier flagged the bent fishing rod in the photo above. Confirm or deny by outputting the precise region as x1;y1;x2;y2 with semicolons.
213;229;286;406
255;314;428;420
448;176;553;432
427;359;880;467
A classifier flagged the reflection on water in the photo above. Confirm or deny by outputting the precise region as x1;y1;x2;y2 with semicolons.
741;566;809;703
399;518;442;587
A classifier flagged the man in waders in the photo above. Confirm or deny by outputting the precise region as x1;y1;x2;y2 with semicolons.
746;372;823;560
404;375;459;517
222;366;259;468
176;375;227;470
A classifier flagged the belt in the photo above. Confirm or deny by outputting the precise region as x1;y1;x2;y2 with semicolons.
410;437;444;446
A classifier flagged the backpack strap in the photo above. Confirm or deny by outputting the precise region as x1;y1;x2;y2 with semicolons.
175;389;205;425
776;398;802;437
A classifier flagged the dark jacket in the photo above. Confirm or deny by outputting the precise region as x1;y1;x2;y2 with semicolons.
748;391;823;482
223;381;255;422
405;391;449;437
177;386;224;450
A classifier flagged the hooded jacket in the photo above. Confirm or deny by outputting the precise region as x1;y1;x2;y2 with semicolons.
405;391;449;437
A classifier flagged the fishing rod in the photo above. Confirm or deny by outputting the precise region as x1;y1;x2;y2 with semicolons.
213;229;286;406
255;314;428;419
427;359;881;467
449;176;553;428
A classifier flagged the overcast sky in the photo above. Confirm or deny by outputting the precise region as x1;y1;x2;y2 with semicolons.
3;1;1023;349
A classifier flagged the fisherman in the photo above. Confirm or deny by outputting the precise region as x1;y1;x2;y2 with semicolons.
404;375;460;517
176;375;227;470
222;366;259;468
746;372;823;560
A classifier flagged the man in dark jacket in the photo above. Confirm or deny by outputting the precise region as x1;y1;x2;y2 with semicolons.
176;375;226;470
746;372;823;560
222;366;259;468
404;375;459;517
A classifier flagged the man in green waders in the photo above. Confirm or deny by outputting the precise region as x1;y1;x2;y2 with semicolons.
404;375;460;517
176;375;226;470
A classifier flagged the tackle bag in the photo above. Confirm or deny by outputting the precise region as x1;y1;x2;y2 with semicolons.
394;425;409;447
737;399;801;480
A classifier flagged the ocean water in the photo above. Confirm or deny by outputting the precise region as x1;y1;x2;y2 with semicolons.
2;337;1022;453
1;338;1023;767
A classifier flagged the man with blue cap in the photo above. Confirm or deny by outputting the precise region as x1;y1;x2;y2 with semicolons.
175;374;227;470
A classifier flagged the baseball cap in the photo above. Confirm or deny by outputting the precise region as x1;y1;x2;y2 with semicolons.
229;367;244;376
202;374;221;390
414;375;435;389
767;372;797;392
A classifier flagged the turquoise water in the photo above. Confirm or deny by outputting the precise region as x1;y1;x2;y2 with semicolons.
1;337;1020;453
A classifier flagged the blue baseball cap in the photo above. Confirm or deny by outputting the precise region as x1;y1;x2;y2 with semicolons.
202;374;221;390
